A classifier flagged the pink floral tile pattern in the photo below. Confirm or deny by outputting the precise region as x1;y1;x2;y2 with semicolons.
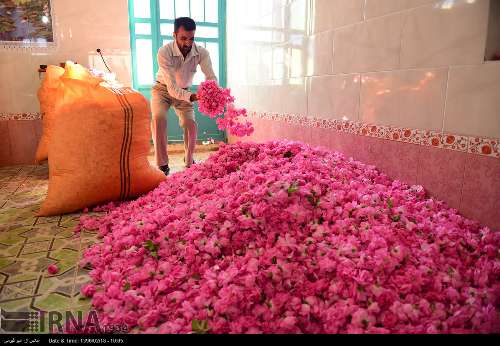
422;131;443;148
248;111;499;159
468;137;499;157
441;133;469;151
0;112;42;121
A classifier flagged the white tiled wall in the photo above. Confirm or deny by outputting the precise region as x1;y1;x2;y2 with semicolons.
227;0;500;139
0;0;132;114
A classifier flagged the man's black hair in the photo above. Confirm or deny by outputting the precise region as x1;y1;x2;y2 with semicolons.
174;17;196;32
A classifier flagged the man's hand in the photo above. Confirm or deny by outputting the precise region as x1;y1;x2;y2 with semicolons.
190;93;198;102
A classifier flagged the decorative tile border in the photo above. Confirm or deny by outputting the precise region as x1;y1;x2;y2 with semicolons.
0;112;42;121
2;110;498;159
468;137;499;157
248;111;500;159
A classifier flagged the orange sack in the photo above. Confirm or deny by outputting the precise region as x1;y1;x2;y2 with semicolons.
39;63;166;216
35;65;65;164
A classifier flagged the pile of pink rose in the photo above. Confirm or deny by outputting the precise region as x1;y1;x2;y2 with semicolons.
72;141;498;334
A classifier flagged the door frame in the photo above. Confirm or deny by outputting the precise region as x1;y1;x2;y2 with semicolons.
128;0;227;143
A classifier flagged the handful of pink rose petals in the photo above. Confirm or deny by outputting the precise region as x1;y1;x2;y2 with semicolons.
197;80;254;137
197;80;234;118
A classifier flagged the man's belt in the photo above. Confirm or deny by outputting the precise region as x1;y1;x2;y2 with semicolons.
156;81;189;91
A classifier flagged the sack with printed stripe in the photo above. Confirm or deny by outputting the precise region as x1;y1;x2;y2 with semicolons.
35;65;65;164
39;63;165;216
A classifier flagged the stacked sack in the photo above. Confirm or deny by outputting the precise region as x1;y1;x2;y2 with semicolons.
36;62;166;216
36;65;65;164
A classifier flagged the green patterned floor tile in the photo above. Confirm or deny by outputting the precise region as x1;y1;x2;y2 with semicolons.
31;174;49;182
20;240;51;256
10;190;45;205
0;226;32;245
0;166;21;175
53;228;78;239
0;297;33;312
16;224;78;242
36;275;58;296
0;176;13;185
33;292;74;313
28;180;49;189
51;238;81;253
59;221;80;231
1;254;55;282
0;270;41;286
0;257;16;271
0;272;7;285
8;178;30;188
0;176;14;183
0;205;39;229
59;213;81;227
13;183;44;192
49;248;80;273
0;182;22;195
18;226;73;244
0;193;13;203
0;192;13;201
3;177;24;186
39;266;77;297
36;215;61;226
0;279;39;302
0;242;23;258
15;166;36;177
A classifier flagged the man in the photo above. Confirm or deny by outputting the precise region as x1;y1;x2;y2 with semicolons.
151;17;217;176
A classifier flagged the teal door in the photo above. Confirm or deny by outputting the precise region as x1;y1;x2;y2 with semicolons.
128;0;227;143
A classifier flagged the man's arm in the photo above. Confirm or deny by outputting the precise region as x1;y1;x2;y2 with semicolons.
200;49;217;82
157;50;193;103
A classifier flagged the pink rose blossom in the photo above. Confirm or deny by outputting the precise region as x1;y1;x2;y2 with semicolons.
81;284;96;298
48;264;59;275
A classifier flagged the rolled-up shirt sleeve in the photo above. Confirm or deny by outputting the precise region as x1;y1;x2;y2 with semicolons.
200;49;218;82
158;50;192;103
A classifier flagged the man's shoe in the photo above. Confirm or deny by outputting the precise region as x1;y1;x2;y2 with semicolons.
159;165;170;176
183;158;196;167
